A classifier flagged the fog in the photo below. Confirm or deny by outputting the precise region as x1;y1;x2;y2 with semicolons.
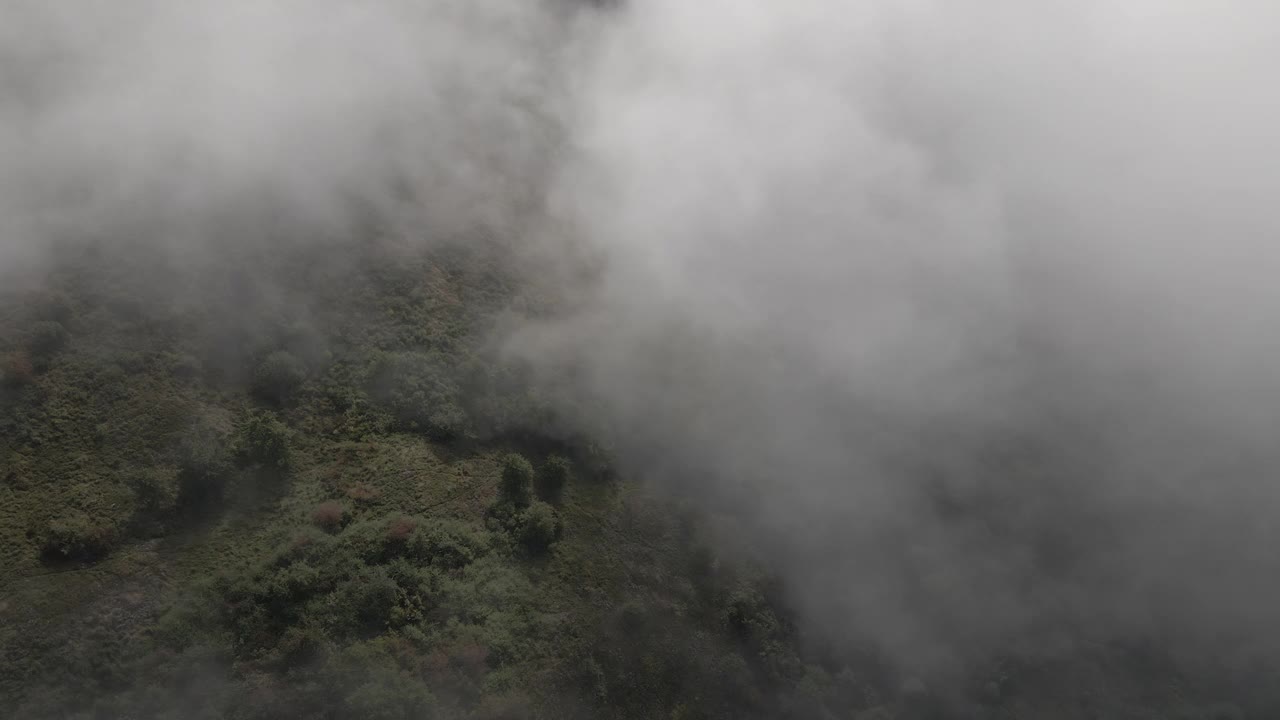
0;0;567;271
514;0;1280;677
5;0;1280;692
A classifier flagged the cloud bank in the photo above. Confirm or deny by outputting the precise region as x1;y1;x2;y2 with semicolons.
512;0;1280;676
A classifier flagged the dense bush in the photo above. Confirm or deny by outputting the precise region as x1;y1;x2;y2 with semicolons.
236;411;293;470
252;350;308;404
406;518;491;570
498;454;534;508
517;501;562;552
331;640;440;720
367;351;468;440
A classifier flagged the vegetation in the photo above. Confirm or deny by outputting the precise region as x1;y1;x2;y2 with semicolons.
535;455;571;502
0;236;1268;719
499;453;535;508
251;350;308;404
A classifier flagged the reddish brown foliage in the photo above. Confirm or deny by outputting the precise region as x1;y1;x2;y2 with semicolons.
310;501;347;533
385;515;418;543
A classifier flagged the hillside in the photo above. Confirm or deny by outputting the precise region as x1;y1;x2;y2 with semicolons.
0;237;855;719
1;237;1268;720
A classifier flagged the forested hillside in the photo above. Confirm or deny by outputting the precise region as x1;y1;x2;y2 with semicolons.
1;237;1268;719
0;237;860;719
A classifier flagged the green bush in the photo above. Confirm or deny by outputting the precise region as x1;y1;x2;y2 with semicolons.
518;501;562;552
337;518;396;565
252;351;308;404
333;566;401;634
367;351;468;439
406;518;491;570
498;454;534;508
236;411;293;470
331;641;439;720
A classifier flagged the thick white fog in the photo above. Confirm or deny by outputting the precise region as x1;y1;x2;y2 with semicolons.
515;0;1280;672
0;0;566;268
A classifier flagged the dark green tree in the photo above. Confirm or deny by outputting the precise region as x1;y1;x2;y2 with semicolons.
498;453;534;507
236;411;293;470
519;501;562;552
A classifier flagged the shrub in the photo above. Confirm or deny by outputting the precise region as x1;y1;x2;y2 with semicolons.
252;351;307;404
334;567;401;634
334;641;439;720
367;351;468;439
499;453;534;507
337;518;391;564
518;501;562;552
406;518;490;569
236;411;292;470
282;528;337;565
310;501;348;533
536;455;571;501
385;516;418;544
